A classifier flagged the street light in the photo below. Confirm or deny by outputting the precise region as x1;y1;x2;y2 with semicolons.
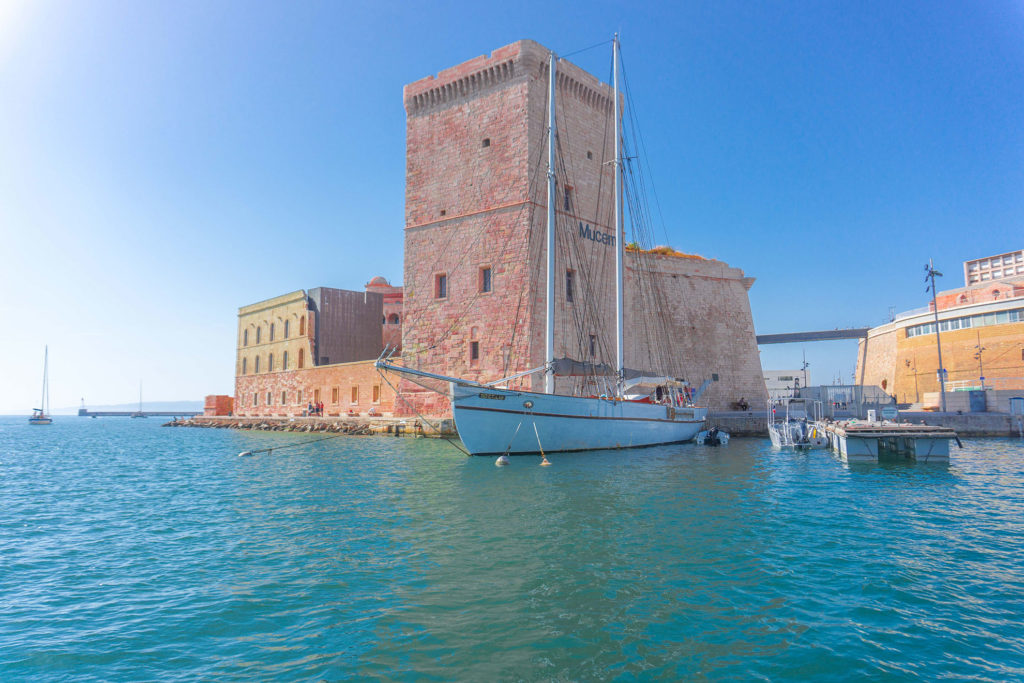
974;331;986;390
925;259;947;412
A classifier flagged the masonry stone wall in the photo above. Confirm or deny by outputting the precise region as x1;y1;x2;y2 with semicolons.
234;360;397;418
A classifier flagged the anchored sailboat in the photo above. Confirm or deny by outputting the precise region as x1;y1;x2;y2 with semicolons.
130;382;147;418
29;346;53;425
378;37;708;455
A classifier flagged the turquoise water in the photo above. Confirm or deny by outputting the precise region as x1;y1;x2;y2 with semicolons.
2;417;1023;680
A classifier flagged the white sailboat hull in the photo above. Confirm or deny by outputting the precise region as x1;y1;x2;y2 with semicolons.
451;383;706;455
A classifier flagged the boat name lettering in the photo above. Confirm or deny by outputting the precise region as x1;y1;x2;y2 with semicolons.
578;222;615;247
479;392;506;400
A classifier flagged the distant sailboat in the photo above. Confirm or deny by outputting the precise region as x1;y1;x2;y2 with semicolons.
130;382;147;418
29;346;53;425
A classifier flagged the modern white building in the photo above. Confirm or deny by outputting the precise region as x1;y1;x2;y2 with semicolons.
763;369;812;399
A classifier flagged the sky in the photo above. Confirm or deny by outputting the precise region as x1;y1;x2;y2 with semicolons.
1;0;1022;413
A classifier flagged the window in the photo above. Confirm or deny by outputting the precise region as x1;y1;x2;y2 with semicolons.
255;355;260;373
282;351;288;370
284;320;290;338
281;391;287;405
268;353;274;372
332;387;339;404
266;391;272;405
256;326;262;344
299;316;305;336
482;137;490;147
566;270;575;302
440;209;447;216
373;385;380;403
993;290;1001;299
243;329;249;346
297;389;303;404
480;267;492;293
470;340;480;361
587;150;593;160
313;388;320;404
254;393;258;407
351;386;359;404
298;348;304;369
564;186;572;210
242;357;247;374
589;334;596;357
270;323;275;341
436;273;447;298
388;313;400;324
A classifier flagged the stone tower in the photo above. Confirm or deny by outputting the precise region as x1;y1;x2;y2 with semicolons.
402;40;767;413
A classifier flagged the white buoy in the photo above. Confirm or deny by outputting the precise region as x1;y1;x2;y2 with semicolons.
495;454;510;466
238;450;253;457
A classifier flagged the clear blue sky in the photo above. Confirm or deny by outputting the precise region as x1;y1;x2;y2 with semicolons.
2;0;1022;412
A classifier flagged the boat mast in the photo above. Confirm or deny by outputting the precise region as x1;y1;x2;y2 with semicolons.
545;51;557;394
42;345;48;415
613;34;624;396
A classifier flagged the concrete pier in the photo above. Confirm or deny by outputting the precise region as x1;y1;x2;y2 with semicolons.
165;415;457;438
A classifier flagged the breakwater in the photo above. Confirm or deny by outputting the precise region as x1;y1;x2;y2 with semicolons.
164;415;457;437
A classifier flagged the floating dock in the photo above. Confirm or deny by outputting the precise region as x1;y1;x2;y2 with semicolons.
817;420;959;463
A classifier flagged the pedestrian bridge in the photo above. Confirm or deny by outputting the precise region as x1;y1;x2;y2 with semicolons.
756;328;870;345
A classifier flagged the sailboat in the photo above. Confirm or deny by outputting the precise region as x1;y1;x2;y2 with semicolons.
130;382;147;418
29;346;53;425
378;37;708;455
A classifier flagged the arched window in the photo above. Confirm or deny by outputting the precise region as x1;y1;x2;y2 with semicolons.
243;329;249;346
268;353;274;372
270;323;275;342
959;294;968;304
284;320;290;338
283;351;288;370
298;348;304;369
255;355;260;373
993;289;1001;299
242;357;247;374
299;316;305;336
256;326;262;344
388;313;400;324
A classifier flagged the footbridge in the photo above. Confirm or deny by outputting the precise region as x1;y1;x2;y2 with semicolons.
755;328;870;345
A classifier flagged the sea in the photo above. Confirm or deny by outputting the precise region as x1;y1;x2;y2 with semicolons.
2;415;1023;681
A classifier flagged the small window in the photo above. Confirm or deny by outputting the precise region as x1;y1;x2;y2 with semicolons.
373;385;381;403
242;357;247;374
256;327;262;344
566;270;575;303
269;323;275;342
268;353;274;372
470;340;480;361
313;388;321;404
255;355;260;373
299;316;305;336
436;273;448;299
298;348;305;368
284;320;290;338
480;267;492;293
266;391;272;405
351;386;359;404
482;138;490;147
440;209;447;216
297;389;303;404
282;351;288;370
388;313;400;324
587;150;593;160
281;390;287;405
589;334;596;357
564;186;572;210
254;393;258;407
243;329;249;346
332;387;339;404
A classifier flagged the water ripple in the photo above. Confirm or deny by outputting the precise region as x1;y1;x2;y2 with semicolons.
1;418;1023;680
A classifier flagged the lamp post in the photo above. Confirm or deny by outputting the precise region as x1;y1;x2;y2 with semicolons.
925;259;947;413
974;331;986;390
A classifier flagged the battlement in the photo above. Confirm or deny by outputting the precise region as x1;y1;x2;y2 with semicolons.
404;39;614;117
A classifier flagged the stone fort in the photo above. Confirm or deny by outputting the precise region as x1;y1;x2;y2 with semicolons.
227;39;767;418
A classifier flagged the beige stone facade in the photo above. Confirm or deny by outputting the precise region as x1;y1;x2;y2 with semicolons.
237;290;315;378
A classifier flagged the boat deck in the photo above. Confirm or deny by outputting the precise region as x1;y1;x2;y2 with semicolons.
817;420;958;463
